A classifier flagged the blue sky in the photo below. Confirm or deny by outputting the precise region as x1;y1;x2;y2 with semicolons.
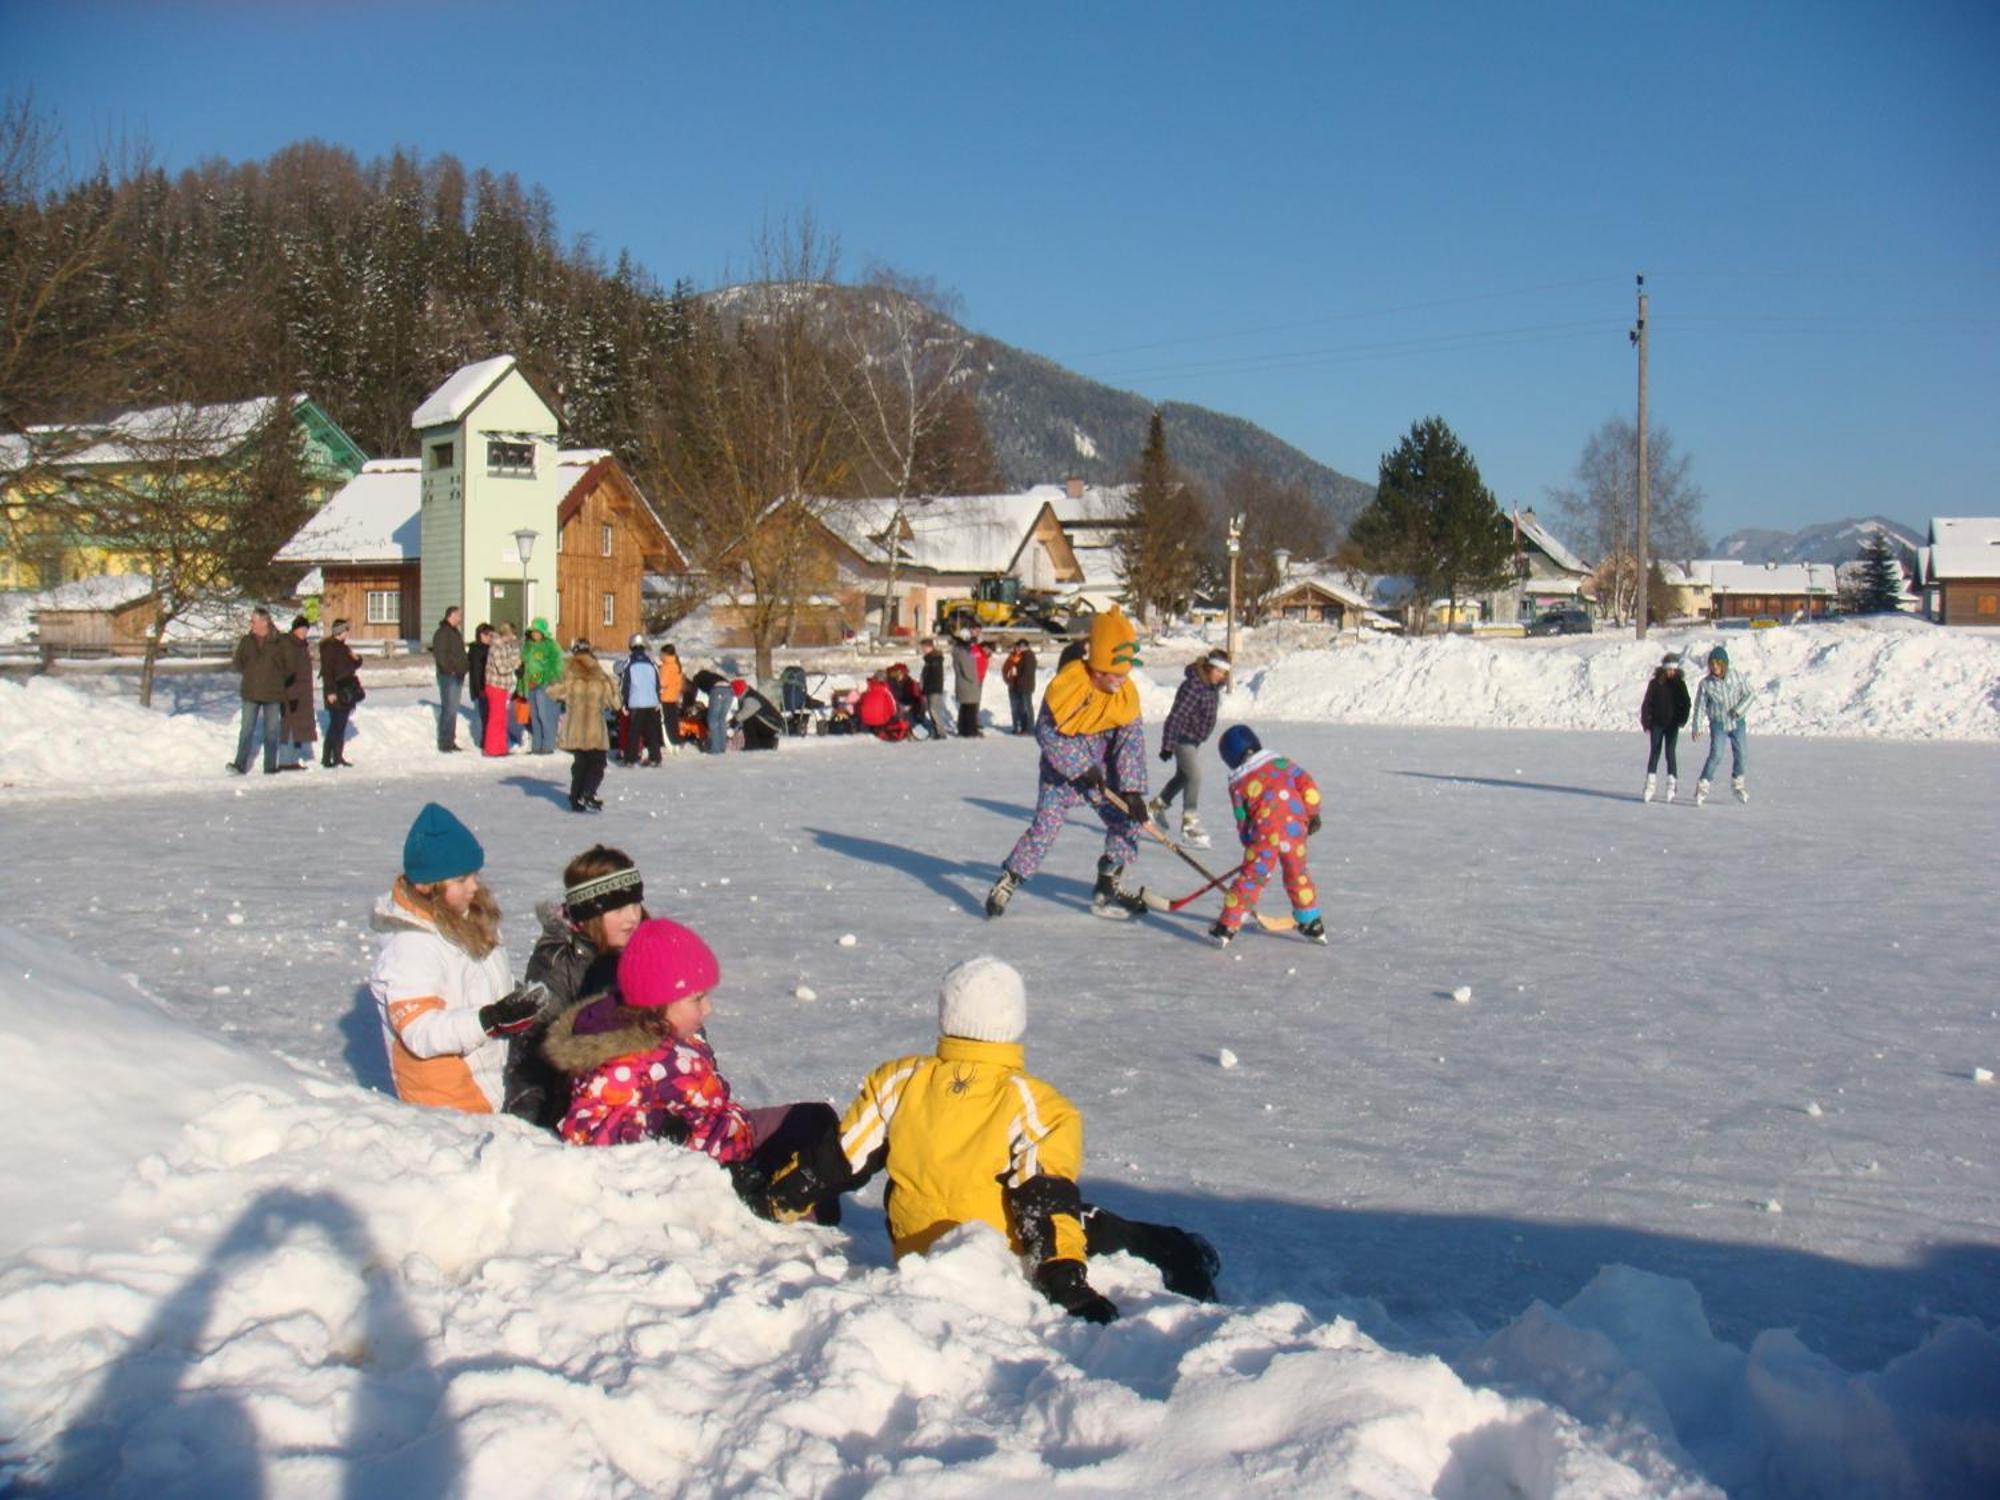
3;0;1994;539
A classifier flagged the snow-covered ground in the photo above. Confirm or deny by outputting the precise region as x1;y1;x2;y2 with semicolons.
0;696;1995;1496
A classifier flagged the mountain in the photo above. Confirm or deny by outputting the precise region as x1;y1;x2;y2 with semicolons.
1712;516;1922;565
972;340;1375;534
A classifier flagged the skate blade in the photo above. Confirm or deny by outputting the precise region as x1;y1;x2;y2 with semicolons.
1089;902;1137;921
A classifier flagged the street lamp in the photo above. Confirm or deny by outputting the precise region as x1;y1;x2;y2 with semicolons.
512;528;538;631
1225;513;1244;691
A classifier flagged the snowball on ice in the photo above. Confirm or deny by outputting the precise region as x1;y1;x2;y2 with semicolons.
1218;1048;1239;1069
794;985;818;1002
1976;1067;1994;1085
1452;985;1473;1004
837;933;858;948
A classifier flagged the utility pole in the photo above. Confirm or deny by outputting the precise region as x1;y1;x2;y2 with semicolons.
1225;513;1243;691
1631;273;1650;640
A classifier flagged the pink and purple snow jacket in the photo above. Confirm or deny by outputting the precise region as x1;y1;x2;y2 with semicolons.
542;995;754;1161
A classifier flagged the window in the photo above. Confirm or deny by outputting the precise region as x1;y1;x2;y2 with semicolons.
488;439;534;475
365;589;401;625
602;592;616;626
601;522;614;556
430;443;453;470
1979;593;1998;617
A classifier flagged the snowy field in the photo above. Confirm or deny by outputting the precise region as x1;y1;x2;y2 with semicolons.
1;672;1996;1497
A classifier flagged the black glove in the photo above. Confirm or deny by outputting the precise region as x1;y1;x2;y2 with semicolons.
1158;746;1172;762
1307;814;1322;836
1072;764;1105;793
764;1153;834;1223
642;1107;691;1146
478;981;549;1037
1035;1259;1117;1325
726;1159;775;1217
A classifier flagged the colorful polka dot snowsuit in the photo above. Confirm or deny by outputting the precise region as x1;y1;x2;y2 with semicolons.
1221;751;1322;931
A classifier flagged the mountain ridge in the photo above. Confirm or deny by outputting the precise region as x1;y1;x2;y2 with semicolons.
1713;515;1921;565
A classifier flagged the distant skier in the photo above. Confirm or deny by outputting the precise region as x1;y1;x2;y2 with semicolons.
1150;649;1231;848
759;955;1219;1319
1639;652;1691;803
1211;725;1326;947
984;607;1150;921
1690;644;1753;805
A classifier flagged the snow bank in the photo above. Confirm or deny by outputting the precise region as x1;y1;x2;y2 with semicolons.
0;928;1689;1497
1227;617;2000;741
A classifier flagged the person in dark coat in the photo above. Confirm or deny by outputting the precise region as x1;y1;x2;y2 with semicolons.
1639;652;1692;803
505;845;649;1131
951;627;987;738
467;623;494;752
1002;640;1039;734
691;668;735;754
277;615;318;769
431;606;469;752
919;638;950;741
319;618;362;767
228;607;288;775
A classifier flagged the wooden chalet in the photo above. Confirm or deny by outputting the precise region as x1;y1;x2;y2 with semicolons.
1921;517;2000;625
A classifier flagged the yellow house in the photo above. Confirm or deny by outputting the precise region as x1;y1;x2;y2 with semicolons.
0;395;365;592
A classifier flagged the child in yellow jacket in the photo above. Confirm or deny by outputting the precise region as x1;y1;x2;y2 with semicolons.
764;956;1218;1321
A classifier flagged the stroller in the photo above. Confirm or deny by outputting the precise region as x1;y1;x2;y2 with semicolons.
778;665;828;737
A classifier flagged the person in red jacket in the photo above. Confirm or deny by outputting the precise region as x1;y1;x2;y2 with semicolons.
856;674;903;739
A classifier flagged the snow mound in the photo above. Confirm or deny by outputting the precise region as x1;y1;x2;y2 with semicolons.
0;928;1691;1497
1228;618;2000;740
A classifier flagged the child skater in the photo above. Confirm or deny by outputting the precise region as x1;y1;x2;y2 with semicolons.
1639;652;1691;803
985;606;1151;921
1212;725;1326;947
369;803;543;1113
542;918;842;1220
1690;643;1753;805
502;844;650;1131
1151;649;1231;848
760;955;1219;1321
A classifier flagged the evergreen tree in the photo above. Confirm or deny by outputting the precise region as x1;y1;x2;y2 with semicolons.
1116;411;1208;626
1348;416;1513;633
1853;528;1905;614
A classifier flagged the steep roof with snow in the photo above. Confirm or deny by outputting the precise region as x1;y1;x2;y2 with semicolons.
1514;510;1590;575
820;491;1058;576
1047;483;1134;529
275;459;422;564
410;355;519;430
29;573;156;612
1925;517;2000;579
3;394;360;471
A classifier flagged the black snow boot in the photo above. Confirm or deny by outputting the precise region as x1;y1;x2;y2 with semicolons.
1091;857;1148;920
1084;1207;1222;1302
985;868;1022;918
1298;917;1328;945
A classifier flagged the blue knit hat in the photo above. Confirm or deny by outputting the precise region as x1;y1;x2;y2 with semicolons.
1708;645;1729;665
403;802;484;884
1219;724;1262;770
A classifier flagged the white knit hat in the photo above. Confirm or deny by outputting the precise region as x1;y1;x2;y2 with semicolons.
938;955;1026;1043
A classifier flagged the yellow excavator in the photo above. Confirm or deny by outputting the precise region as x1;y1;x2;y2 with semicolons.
936;576;1027;630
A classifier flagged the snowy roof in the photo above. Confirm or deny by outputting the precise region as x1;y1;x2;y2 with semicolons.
5;395;301;469
411;355;519;430
1925;517;2000;580
1047;483;1133;528
28;573;155;613
818;491;1055;576
1514;510;1589;575
275;459;422;564
1265;565;1372;612
1693;560;1838;595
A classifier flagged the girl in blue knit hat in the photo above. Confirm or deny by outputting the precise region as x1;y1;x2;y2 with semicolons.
368;802;541;1113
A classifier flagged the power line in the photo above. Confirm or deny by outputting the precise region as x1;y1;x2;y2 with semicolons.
1088;319;1625;386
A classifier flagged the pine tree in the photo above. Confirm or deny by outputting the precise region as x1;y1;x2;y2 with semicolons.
1853;528;1905;614
1348;416;1513;633
1117;410;1208;625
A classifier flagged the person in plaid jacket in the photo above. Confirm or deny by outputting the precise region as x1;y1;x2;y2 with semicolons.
1150;650;1230;847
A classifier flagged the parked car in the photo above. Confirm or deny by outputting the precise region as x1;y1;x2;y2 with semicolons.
1527;608;1593;636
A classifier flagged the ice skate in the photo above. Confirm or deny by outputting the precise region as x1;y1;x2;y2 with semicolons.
1695;779;1710;807
1146;796;1167;823
1180;812;1212;850
1642;774;1656;803
1733;776;1749;804
1208;920;1235;949
1663;776;1677;804
1090;857;1148;920
984;868;1021;919
1298;916;1328;945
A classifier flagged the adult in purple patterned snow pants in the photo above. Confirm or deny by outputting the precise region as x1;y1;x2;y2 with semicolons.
1004;716;1148;879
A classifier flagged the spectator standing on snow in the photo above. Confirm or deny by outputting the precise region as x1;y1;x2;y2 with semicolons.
504;844;650;1131
656;644;685;753
920;637;950;740
1691;644;1753;805
760;955;1218;1319
319;618;362;768
545;640;621;812
1151;650;1231;847
431;606;469;753
467;624;494;751
278;614;318;770
484;622;522;757
521;617;564;754
1002;640;1039;734
619;636;665;766
952;625;987;738
1639;652;1691;803
368;802;542;1113
228;606;288;776
691;667;735;755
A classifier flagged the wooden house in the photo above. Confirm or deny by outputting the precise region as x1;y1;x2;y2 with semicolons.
1696;560;1837;621
551;449;687;651
27;574;160;653
1921;517;2000;625
274;459;424;643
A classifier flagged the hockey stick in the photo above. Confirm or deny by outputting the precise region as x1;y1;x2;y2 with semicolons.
1166;862;1246;911
1101;786;1294;932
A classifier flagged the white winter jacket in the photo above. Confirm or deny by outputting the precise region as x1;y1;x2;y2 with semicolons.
368;886;514;1112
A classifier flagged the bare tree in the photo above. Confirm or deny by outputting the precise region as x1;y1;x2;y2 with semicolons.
1221;463;1328;620
1550;417;1706;625
643;217;862;679
832;267;977;640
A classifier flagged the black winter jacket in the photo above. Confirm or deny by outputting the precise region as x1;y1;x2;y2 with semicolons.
920;651;946;695
431;621;469;677
1640;673;1691;732
503;901;621;1130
